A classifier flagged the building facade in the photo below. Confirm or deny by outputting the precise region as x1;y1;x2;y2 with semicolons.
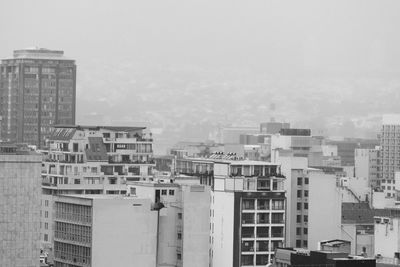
210;158;286;267
0;48;76;147
355;148;379;187
0;144;42;267
41;125;154;249
379;114;400;197
53;195;157;267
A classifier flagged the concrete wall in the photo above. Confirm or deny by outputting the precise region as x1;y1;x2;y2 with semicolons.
0;154;42;267
91;198;157;267
308;171;342;250
181;185;210;267
211;191;235;267
375;217;400;258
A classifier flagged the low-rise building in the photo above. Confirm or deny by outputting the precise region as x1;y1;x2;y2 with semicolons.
53;195;157;267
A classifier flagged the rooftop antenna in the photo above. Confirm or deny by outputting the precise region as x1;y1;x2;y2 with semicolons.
270;103;276;122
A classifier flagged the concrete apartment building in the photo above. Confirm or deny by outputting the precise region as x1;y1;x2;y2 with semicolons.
128;179;211;267
41;125;154;249
53;195;157;267
0;48;76;147
0;144;42;267
278;156;310;249
210;156;286;267
355;148;379;187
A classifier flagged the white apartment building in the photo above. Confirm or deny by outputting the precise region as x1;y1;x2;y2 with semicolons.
41;125;154;249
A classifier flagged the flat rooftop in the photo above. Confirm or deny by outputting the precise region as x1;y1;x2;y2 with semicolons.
53;125;146;132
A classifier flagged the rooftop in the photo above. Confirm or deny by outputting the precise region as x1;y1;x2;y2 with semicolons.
53;124;146;132
6;47;73;61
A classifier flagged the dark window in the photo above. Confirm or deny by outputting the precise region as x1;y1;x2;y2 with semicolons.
178;213;182;219
304;190;309;197
296;215;301;223
305;178;309;184
161;189;167;195
177;233;182;240
304;215;308;222
297;190;302;198
297;177;302;185
304;203;308;210
304;228;308;235
303;240;308;247
296;227;301;235
296;240;301;247
297;202;302;210
177;253;181;260
169;189;174;196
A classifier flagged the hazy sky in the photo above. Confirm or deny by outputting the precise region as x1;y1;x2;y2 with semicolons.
1;0;400;72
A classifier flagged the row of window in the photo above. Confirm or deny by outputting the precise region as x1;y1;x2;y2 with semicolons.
297;190;309;198
297;202;308;210
297;177;309;185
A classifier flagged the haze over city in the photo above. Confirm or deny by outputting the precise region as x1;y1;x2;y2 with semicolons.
2;0;400;153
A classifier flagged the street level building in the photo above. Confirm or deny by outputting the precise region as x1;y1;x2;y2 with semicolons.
0;143;42;267
0;48;76;147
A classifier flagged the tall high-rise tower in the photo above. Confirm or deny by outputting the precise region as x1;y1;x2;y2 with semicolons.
0;48;76;147
379;114;400;197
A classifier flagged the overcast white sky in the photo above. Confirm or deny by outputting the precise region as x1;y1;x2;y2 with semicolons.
1;0;400;72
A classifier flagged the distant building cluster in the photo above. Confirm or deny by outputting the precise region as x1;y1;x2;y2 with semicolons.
2;48;400;267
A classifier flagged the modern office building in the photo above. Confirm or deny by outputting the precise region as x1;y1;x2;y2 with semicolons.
53;195;157;267
0;143;42;267
379;114;400;197
41;125;154;249
210;156;286;266
0;48;76;147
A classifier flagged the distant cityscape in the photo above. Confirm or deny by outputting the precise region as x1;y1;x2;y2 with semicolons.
2;48;400;267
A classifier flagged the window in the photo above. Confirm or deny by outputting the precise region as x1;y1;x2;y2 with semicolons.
297;190;302;198
44;234;48;242
45;211;49;218
297;202;302;210
177;253;182;260
304;190;309;197
161;190;167;195
45;200;49;207
169;189;175;196
242;199;255;210
304;203;308;210
130;187;136;195
296;227;301;235
177;233;182;240
296;240;301;247
296;215;301;223
304;215;308;222
178;213;182;219
45;223;48;230
305;178;309;184
303;240;308;247
303;228;308;235
297;177;302;185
